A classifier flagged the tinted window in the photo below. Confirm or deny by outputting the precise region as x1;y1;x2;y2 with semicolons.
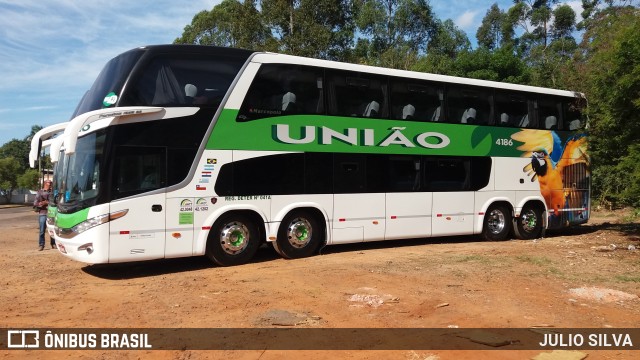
390;79;443;122
123;55;244;108
73;49;143;116
495;92;530;128
215;153;335;196
538;97;562;130
446;86;492;125
112;146;167;199
334;153;366;193
563;97;586;130
305;152;333;194
328;71;387;118
425;158;470;191
388;155;421;191
238;64;324;121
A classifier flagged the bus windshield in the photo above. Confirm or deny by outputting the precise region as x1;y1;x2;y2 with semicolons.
58;130;106;213
51;148;66;207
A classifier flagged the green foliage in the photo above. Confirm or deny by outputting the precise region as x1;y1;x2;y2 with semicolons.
582;8;640;207
0;157;21;203
174;0;277;51
17;169;40;191
355;0;438;68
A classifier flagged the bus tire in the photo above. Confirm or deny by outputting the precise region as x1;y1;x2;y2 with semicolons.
482;204;512;241
274;210;324;259
206;213;261;266
514;204;543;240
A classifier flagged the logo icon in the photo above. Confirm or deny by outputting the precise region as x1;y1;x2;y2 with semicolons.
7;330;40;348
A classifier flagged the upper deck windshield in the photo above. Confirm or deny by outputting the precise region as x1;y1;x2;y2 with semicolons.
72;49;144;117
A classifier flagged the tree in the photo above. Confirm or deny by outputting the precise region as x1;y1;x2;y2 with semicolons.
174;0;277;51
261;0;357;60
476;3;514;51
0;125;43;173
0;157;21;203
580;7;640;206
355;0;438;69
18;169;40;192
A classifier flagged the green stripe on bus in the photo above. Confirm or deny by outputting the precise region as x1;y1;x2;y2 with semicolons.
56;208;90;229
206;109;526;157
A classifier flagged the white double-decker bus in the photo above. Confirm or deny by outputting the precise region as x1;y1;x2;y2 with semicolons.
42;45;589;266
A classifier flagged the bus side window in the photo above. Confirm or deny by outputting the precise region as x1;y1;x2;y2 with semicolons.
537;97;562;130
112;146;167;200
495;92;529;128
327;71;387;119
446;86;491;125
389;78;443;122
237;64;324;121
563;97;586;130
424;158;470;192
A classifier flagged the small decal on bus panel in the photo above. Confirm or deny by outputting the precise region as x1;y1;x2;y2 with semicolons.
103;92;118;107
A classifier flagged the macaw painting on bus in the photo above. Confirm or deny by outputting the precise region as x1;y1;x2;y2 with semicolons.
512;129;589;228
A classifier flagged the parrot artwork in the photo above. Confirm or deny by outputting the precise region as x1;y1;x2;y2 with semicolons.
511;129;589;228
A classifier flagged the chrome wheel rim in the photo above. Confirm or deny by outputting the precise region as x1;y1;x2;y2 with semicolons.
220;221;250;255
487;209;506;235
287;218;312;249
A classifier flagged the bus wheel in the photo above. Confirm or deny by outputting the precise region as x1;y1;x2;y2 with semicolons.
482;204;512;241
206;214;261;266
514;204;543;240
274;211;324;259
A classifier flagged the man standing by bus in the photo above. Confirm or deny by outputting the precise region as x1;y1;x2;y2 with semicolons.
34;180;54;251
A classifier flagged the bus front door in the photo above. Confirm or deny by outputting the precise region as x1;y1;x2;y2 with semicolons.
109;193;167;262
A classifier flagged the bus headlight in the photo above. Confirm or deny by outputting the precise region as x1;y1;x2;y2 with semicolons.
72;214;110;234
56;209;128;239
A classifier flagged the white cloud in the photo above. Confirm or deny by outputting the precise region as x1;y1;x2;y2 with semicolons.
455;10;479;31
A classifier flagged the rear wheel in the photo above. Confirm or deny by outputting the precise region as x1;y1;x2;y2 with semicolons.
206;213;261;266
482;204;512;241
273;210;324;259
514;204;543;240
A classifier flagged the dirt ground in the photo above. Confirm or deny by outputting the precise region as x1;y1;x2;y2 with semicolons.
0;205;638;359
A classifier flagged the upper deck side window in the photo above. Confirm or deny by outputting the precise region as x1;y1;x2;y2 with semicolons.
327;70;388;119
446;86;492;125
495;92;532;128
389;78;443;122
237;64;324;122
563;96;587;130
121;54;246;108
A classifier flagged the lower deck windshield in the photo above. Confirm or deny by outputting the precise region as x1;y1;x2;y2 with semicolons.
58;130;106;213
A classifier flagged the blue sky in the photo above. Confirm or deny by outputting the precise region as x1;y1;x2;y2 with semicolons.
0;0;582;147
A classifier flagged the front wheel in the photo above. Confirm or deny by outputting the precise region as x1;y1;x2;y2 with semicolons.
273;210;324;259
482;204;512;241
206;214;261;266
514;204;543;240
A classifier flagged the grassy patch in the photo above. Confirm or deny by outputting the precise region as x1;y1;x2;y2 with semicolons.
515;255;553;266
615;275;640;283
453;254;492;264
